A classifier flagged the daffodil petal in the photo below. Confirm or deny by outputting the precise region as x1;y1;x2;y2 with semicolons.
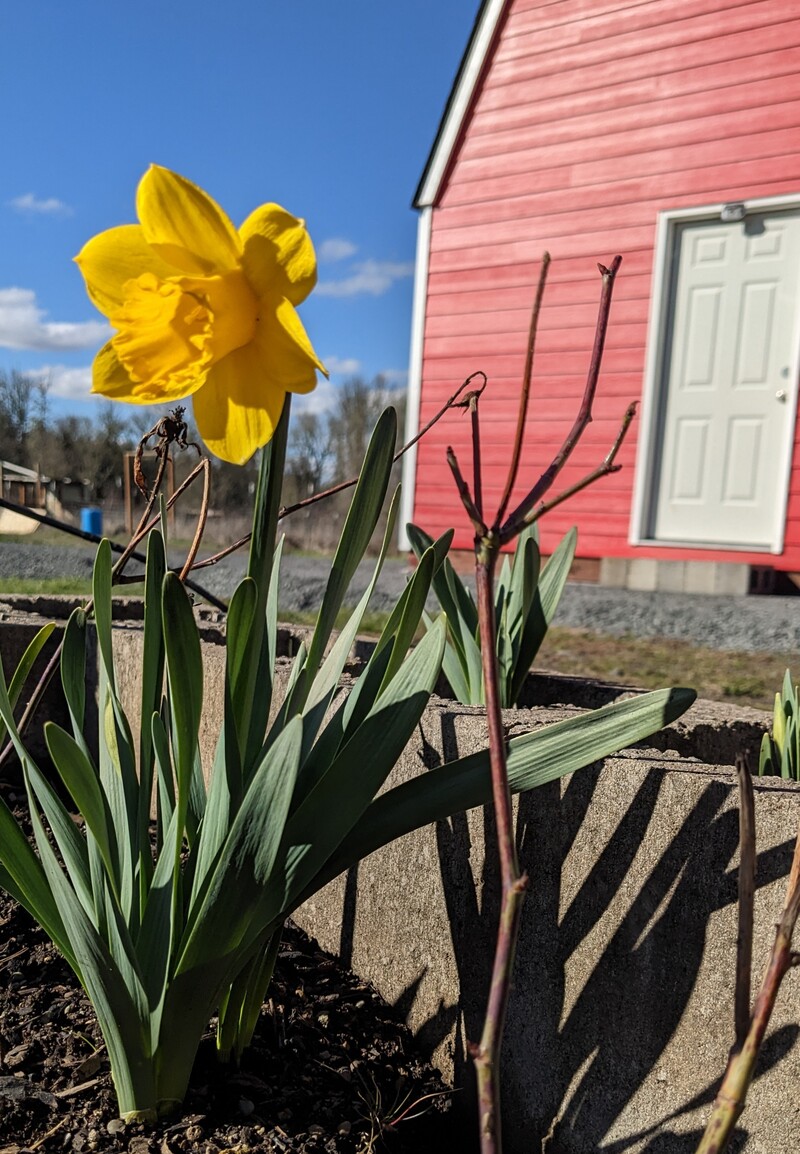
75;226;176;317
240;204;317;306
193;343;286;464
92;339;208;405
253;299;327;395
137;165;242;276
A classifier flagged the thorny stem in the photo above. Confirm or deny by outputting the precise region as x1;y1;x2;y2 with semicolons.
494;253;551;528
696;814;800;1154
500;255;622;544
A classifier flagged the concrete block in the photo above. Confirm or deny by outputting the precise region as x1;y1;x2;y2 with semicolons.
713;562;751;597
683;562;719;595
626;558;659;592
294;704;800;1154
599;557;629;588
654;559;687;593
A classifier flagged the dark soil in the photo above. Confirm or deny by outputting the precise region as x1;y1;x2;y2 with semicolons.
0;887;451;1154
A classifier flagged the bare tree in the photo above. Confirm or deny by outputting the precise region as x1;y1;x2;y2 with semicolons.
0;370;48;465
328;375;405;482
287;411;332;497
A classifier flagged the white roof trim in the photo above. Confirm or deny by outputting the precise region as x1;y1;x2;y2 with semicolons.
398;207;434;552
415;0;507;208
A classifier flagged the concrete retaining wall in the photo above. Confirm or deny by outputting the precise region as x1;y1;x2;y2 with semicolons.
1;597;798;1152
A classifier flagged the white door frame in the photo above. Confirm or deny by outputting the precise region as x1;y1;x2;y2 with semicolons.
630;193;800;555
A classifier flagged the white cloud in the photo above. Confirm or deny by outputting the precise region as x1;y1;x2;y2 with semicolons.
317;259;415;298
291;376;340;417
9;193;73;217
323;355;361;375
318;237;357;263
0;288;110;351
376;368;408;389
28;364;94;401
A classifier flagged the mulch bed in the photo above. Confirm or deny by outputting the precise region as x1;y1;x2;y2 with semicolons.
0;877;451;1154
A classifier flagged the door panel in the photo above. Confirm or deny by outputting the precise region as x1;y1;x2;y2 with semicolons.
653;210;800;548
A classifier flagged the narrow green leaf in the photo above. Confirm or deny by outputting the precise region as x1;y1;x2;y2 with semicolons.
280;620;446;914
216;925;282;1063
315;687;697;895
178;717;303;972
152;710;175;841
162;573;203;820
138;531;167;890
60;609;89;753
8;621;55;712
441;635;471;704
24;785;154;1118
23;753;93;917
408;523;474;667
92;539;116;691
0;793;74;966
136;809;181;1014
303;485;401;720
509;526;577;705
537;526;577;626
305;408;397;676
45;722;119;891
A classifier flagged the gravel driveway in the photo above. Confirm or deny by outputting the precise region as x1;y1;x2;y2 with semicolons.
2;540;800;654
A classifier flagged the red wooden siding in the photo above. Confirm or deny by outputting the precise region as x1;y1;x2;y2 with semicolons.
411;0;800;567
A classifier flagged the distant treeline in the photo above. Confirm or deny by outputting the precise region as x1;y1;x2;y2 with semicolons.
0;370;406;524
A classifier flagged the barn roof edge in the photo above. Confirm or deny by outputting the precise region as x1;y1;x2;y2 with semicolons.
413;0;508;209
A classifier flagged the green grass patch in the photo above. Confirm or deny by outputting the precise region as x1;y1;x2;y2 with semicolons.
0;578;94;596
278;612;787;710
0;578;145;598
538;626;793;712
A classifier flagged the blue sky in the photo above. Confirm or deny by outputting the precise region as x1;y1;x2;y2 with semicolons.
0;1;480;421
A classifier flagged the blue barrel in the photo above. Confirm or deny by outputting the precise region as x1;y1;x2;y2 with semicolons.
80;507;103;536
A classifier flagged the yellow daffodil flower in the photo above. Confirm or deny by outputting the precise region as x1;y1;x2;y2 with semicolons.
75;165;326;464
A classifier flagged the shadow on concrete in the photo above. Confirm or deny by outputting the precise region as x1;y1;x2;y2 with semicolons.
409;759;796;1152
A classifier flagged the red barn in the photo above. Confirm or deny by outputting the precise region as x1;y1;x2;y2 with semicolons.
399;0;800;595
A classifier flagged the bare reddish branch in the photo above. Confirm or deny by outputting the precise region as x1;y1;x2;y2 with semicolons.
446;255;633;1154
193;371;489;571
697;816;800;1153
447;447;486;537
519;402;637;528
499;255;622;544
494;253;551;528
735;754;756;1047
470;553;529;1153
279;370;489;522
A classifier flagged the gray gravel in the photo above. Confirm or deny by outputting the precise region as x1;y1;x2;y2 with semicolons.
2;540;800;654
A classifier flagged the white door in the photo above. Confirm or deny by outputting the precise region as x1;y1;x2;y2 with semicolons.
653;209;800;548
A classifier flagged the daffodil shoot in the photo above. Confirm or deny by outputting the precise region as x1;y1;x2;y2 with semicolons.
75;165;326;464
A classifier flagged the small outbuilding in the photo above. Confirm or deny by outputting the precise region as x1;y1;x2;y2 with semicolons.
400;0;800;594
